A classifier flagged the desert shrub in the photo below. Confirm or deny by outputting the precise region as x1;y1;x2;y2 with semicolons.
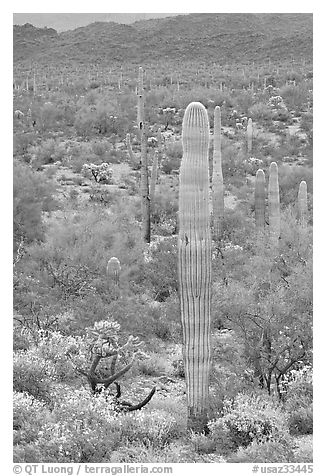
13;132;38;159
221;144;247;184
140;237;178;301
161;154;181;174
282;365;313;436
208;393;288;454
13;392;49;445
279;84;310;113
287;406;313;436
117;409;185;448
189;431;217;454
30;139;66;167
248;102;273;124
137;352;173;376
29;389;122;463
227;438;295;463
292;436;313;463
151;187;178;235
13;351;56;403
13;160;59;250
300;112;313;146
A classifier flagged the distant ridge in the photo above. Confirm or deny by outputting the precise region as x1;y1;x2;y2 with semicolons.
13;13;313;67
13;13;183;32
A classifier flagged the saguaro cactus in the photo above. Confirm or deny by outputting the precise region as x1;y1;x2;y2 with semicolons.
212;106;224;240
298;180;308;227
106;257;121;286
137;67;151;243
255;169;266;231
247;118;253;155
268;162;280;242
178;102;212;432
150;150;158;205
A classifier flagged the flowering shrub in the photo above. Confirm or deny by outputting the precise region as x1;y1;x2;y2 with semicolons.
13;350;56;402
228;438;296;463
208;393;288;454
13;392;49;445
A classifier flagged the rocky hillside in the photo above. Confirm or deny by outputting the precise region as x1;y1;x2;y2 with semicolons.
13;13;312;66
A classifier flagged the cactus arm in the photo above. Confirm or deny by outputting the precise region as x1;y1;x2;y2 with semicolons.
123;386;156;412
178;102;212;432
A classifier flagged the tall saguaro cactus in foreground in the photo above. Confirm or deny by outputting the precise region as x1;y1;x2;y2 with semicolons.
137;67;151;243
255;169;266;231
178;102;212;433
247;118;253;155
298;180;308;227
268;162;280;242
212;106;224;240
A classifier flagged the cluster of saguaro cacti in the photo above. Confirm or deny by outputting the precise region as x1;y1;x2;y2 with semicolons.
137;67;151;243
247;117;253;155
106;257;121;286
268;162;281;243
298;180;308;227
178;102;212;433
212;106;224;240
255;169;266;231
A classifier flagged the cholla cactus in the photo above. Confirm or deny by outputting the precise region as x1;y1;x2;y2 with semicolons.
178;102;212;432
106;257;121;285
247;118;253;155
255;169;266;231
268;162;280;243
212;106;224;240
298;180;308;227
82;163;113;184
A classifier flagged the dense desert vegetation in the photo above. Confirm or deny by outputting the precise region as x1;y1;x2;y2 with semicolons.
13;13;313;464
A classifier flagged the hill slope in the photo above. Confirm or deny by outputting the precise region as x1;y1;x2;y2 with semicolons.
13;13;313;67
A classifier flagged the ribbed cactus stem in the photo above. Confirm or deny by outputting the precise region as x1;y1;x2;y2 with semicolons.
247;118;253;155
106;257;121;286
298;180;308;227
212;106;224;240
178;102;212;433
150;151;158;204
268;162;280;242
137;66;150;243
156;127;163;182
255;169;266;231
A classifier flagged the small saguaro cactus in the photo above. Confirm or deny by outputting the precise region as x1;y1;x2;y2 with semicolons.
137;66;151;243
298;180;308;227
106;257;121;286
212;105;224;241
247;118;253;155
268;162;280;242
255;169;266;231
178;101;212;433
